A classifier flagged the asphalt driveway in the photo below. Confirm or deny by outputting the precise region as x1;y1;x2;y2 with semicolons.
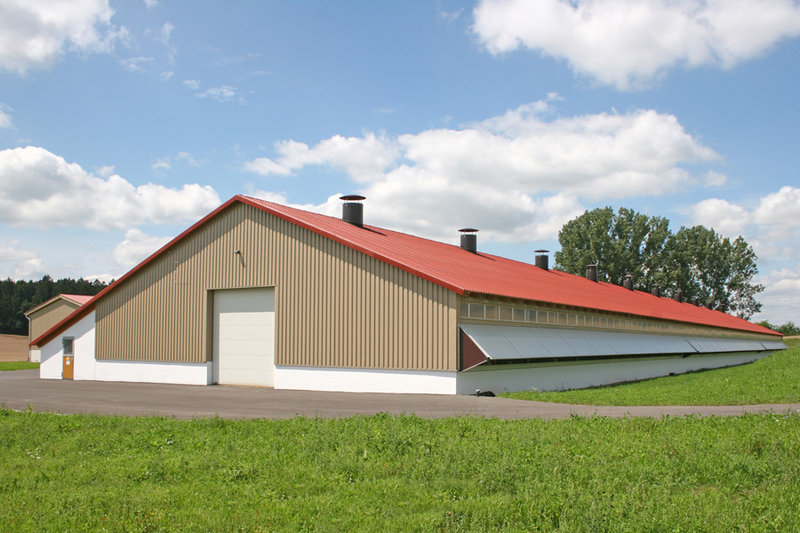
2;369;799;420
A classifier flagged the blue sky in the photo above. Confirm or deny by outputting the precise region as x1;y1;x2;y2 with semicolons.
1;0;799;324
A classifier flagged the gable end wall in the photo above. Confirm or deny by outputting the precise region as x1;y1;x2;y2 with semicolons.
95;203;458;371
28;300;81;344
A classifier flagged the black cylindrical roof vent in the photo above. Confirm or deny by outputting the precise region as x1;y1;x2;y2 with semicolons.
534;250;549;270
623;275;633;290
340;195;365;226
651;284;661;297
459;228;478;253
586;264;598;282
673;289;683;302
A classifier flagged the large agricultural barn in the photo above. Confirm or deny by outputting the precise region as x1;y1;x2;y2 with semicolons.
32;195;786;395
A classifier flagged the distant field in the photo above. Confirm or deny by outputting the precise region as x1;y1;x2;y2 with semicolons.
504;339;800;406
1;409;799;531
0;334;27;362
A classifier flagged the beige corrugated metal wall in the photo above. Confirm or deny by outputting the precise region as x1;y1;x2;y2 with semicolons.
28;300;81;344
96;203;459;370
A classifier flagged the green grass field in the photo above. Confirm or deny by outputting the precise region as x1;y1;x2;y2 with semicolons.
0;361;38;371
1;408;799;532
503;339;800;406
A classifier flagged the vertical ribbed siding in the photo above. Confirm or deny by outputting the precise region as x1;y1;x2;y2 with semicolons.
96;203;458;370
28;300;80;342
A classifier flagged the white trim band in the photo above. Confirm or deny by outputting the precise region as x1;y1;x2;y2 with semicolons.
275;366;457;395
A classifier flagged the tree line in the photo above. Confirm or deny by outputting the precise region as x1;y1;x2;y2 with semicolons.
555;207;763;319
0;276;108;336
756;320;800;337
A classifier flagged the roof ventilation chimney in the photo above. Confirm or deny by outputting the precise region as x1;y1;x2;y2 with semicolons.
673;289;683;302
340;195;365;226
623;275;633;290
651;284;661;297
459;228;478;253
586;264;598;282
534;250;549;270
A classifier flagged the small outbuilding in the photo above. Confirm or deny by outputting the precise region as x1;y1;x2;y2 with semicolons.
25;294;93;362
31;195;786;394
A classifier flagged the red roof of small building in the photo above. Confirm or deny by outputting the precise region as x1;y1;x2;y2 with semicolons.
31;194;779;347
24;293;94;317
62;294;94;306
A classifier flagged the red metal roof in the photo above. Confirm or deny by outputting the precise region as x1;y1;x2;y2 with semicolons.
62;294;94;306
31;194;779;347
240;196;777;336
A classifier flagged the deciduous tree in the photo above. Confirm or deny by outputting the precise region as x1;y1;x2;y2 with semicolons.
555;207;763;319
554;207;671;288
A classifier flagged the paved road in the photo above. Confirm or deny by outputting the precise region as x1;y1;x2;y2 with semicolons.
2;369;799;420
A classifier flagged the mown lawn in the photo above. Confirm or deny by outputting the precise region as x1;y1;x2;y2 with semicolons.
503;339;800;406
0;361;39;371
1;409;799;532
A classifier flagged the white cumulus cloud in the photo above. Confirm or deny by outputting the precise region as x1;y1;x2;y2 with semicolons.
685;189;800;324
243;99;722;242
472;0;800;90
0;146;220;230
0;242;46;279
0;0;128;74
754;185;800;226
690;198;751;237
112;229;171;268
244;99;717;241
753;268;800;325
243;133;400;182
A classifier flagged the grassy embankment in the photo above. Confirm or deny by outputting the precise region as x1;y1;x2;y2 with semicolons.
503;339;800;406
1;408;799;531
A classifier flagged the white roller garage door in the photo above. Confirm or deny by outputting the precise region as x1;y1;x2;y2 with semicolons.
213;287;275;386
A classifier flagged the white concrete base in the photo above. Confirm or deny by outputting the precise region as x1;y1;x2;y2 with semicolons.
39;310;211;385
275;352;771;395
28;348;41;363
94;360;212;385
456;351;770;395
275;366;457;395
